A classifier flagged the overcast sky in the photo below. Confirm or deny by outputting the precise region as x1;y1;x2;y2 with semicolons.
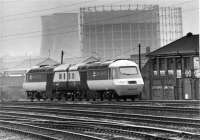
0;0;199;57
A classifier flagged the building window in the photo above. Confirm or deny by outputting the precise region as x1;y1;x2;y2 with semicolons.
176;58;181;69
167;58;173;70
159;58;165;70
72;73;75;79
184;57;190;70
153;59;157;71
152;59;158;76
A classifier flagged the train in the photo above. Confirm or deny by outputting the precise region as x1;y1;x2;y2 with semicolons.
23;59;144;101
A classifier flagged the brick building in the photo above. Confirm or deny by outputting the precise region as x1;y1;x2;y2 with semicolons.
143;33;199;100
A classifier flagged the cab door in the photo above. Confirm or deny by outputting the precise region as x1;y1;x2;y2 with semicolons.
46;72;54;98
79;70;89;91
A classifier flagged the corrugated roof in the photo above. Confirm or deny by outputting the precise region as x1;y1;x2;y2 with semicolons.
148;34;199;57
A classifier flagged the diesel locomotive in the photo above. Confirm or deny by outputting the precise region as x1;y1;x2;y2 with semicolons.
23;59;144;101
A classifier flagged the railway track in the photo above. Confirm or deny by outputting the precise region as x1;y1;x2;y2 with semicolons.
1;101;199;115
0;101;199;139
0;111;199;140
0;105;199;139
0;120;105;140
1;105;200;128
3;100;200;105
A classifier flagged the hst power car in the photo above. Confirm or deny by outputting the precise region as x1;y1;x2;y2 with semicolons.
23;59;144;101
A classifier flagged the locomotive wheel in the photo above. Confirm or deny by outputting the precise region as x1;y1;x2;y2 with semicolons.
109;92;114;101
71;93;75;101
112;91;119;101
35;92;41;101
83;91;89;101
86;97;89;101
115;95;119;101
100;93;104;101
131;97;135;101
104;91;112;101
108;94;112;101
78;95;82;101
64;95;68;101
57;94;62;101
123;97;127;101
138;92;142;100
30;98;34;102
77;91;82;101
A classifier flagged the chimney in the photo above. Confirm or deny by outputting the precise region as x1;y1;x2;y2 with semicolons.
186;32;193;37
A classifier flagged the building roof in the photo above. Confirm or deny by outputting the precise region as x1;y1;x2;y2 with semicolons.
64;56;99;65
54;63;70;71
28;66;54;73
148;33;199;57
0;57;59;72
78;59;137;70
14;57;59;69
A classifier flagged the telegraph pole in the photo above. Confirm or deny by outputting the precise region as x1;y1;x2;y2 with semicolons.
0;72;4;102
61;50;64;64
138;43;141;71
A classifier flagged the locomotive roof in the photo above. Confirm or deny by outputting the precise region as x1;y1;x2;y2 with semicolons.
78;59;137;70
27;66;54;73
54;64;70;71
78;61;108;70
69;63;85;71
109;59;138;67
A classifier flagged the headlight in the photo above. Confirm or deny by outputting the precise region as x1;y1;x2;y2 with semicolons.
114;80;127;85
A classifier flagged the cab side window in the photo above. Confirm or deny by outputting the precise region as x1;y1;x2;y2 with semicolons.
72;73;75;79
112;68;118;79
59;73;62;80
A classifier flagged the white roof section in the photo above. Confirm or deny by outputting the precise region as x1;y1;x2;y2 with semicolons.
69;63;85;71
54;64;70;71
109;60;138;68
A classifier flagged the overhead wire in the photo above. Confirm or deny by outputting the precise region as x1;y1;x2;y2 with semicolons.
0;0;93;18
0;0;194;22
1;9;155;40
1;0;140;39
0;0;197;40
0;0;126;22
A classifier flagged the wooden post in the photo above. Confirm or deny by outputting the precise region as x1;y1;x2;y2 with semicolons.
149;58;153;100
190;56;195;99
138;44;141;71
156;57;160;77
173;58;178;100
181;56;184;99
61;50;64;64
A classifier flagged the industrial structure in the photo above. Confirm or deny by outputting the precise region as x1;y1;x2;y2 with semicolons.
80;5;183;60
40;13;81;61
40;4;183;62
